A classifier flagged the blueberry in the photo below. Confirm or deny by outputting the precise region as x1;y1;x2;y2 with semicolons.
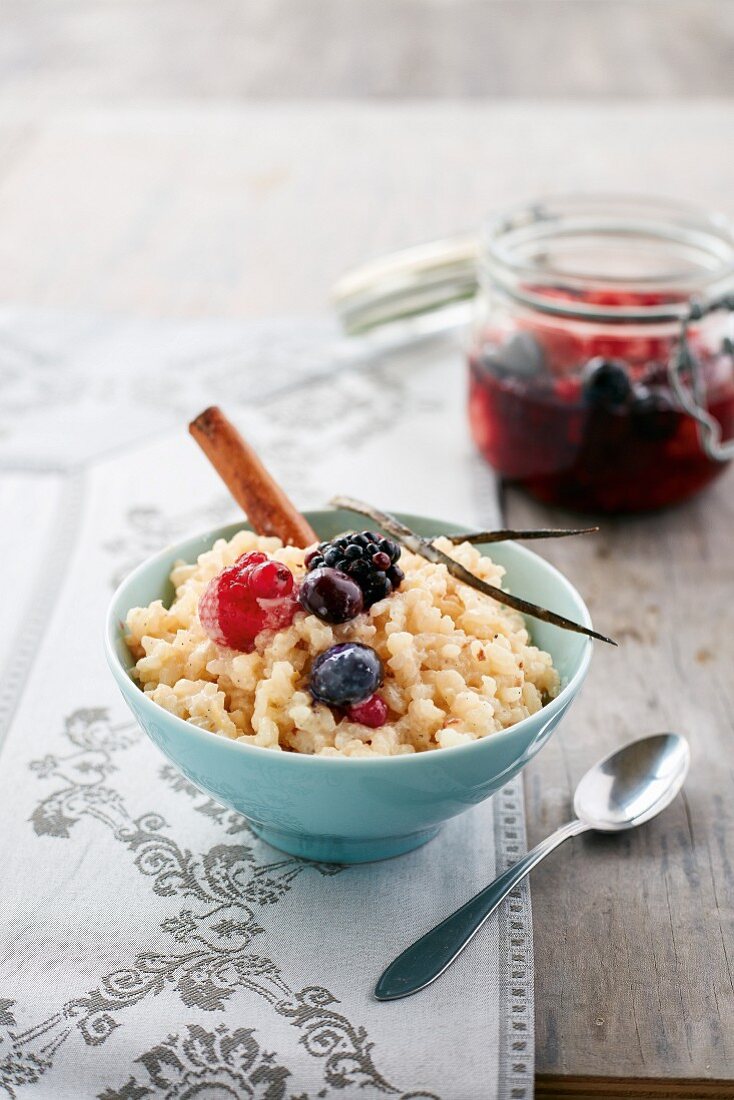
299;568;364;624
477;333;546;381
309;643;383;707
631;387;679;441
582;358;632;408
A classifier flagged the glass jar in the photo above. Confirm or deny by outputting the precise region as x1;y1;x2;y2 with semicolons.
468;196;734;512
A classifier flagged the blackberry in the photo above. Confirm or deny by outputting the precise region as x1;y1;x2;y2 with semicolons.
307;530;402;608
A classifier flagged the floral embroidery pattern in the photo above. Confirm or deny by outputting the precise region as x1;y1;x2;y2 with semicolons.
0;709;439;1100
0;331;80;442
0;314;525;1098
158;765;252;836
98;1023;294;1100
0;314;338;455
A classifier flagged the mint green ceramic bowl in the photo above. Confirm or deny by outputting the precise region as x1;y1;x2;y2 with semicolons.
105;510;592;863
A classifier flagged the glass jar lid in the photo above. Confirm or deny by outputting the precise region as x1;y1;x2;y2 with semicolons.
482;194;734;323
332;196;734;335
332;235;477;336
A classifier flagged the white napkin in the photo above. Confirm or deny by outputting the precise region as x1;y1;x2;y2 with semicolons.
0;308;534;1099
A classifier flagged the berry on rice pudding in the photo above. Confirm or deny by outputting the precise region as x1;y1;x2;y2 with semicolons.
469;197;734;513
469;291;734;514
125;527;559;757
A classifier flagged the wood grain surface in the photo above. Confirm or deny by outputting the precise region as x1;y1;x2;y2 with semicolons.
0;98;731;1086
510;476;734;1081
3;0;734;100
536;1075;734;1099
0;102;732;319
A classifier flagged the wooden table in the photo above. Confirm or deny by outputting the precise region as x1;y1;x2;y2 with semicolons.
514;482;734;1098
0;101;731;1095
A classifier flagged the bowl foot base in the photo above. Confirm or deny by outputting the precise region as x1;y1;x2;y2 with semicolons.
249;822;442;863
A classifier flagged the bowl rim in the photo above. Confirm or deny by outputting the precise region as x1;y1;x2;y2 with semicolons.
105;510;593;768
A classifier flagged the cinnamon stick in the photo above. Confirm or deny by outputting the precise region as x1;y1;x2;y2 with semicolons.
189;406;318;548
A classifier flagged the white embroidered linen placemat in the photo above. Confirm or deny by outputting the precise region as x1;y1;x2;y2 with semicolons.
0;308;534;1100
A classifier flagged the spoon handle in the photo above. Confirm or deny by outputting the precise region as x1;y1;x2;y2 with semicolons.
375;817;589;1001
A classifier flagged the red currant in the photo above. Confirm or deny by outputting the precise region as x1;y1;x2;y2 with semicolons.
249;560;294;598
345;694;389;728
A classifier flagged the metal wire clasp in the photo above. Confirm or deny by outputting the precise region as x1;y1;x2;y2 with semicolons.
668;295;734;463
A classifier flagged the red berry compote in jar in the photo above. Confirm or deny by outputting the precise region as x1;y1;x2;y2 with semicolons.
468;197;734;513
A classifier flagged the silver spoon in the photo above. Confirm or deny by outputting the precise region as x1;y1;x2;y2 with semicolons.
375;732;690;1001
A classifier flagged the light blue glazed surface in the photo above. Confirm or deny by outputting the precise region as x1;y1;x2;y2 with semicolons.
105;510;592;862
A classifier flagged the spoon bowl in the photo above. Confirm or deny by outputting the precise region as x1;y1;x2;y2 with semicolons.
573;732;690;832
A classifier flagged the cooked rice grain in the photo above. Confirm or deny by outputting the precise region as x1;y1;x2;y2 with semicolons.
125;530;559;756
